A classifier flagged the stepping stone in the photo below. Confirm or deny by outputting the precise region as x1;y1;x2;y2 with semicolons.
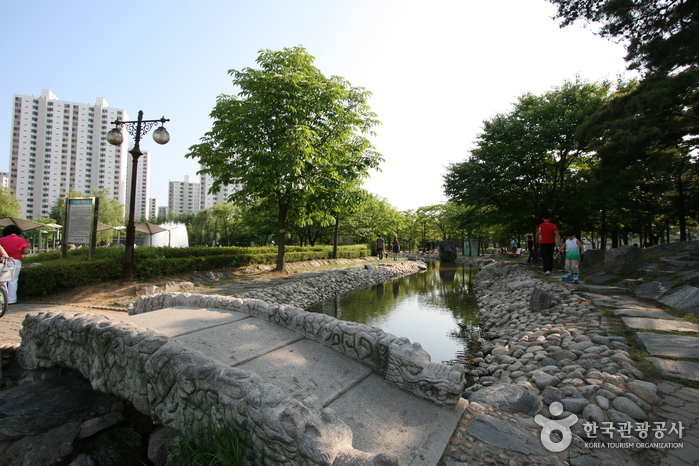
659;285;699;310
635;332;699;358
621;317;699;333
647;358;699;382
613;309;679;319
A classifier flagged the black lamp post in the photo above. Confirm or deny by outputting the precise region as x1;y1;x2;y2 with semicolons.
107;110;170;282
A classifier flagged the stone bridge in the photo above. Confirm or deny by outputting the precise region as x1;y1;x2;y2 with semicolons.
17;292;467;465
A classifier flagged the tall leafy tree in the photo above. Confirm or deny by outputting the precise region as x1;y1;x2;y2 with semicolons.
0;187;22;218
188;46;382;271
444;79;616;229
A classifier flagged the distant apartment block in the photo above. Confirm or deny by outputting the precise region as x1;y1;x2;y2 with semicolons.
157;205;169;218
0;172;9;189
148;197;157;220
199;165;243;209
9;89;151;219
168;175;201;214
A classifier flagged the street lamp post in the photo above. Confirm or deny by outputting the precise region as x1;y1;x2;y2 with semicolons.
107;110;170;282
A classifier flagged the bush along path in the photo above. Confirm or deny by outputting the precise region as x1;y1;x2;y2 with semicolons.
440;260;698;466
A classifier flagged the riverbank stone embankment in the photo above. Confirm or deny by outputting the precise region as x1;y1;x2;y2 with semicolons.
186;259;426;310
441;260;674;466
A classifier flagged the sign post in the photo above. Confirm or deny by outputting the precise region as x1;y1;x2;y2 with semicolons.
64;197;98;258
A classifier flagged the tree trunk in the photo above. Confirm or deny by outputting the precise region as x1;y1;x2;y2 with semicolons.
332;217;339;259
676;171;687;241
275;202;289;272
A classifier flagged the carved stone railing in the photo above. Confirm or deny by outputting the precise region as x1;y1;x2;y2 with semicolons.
17;311;398;466
131;293;465;407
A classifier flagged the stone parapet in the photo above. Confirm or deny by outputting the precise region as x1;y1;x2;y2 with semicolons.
130;292;465;407
16;311;397;466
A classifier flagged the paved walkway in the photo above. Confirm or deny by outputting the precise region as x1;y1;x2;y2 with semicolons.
573;281;699;465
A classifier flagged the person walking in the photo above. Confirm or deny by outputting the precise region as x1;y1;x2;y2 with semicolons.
536;214;561;275
392;237;400;260
376;234;385;260
561;229;585;283
0;225;30;304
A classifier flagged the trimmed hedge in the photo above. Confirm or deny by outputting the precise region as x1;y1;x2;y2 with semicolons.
20;245;371;298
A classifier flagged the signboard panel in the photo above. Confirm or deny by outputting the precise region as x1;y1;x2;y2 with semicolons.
65;198;94;244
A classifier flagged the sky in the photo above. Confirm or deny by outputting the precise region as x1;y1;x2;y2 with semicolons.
0;0;638;212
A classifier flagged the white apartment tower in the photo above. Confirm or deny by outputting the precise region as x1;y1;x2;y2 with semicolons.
148;197;158;220
129;150;150;220
9;90;150;219
168;175;201;214
199;165;243;209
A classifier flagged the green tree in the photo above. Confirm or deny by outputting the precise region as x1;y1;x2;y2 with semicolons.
188;46;382;271
578;70;699;242
444;79;616;230
0;187;22;218
345;194;404;246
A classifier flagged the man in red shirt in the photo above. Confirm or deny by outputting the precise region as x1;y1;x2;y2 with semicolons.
0;225;30;304
536;215;561;275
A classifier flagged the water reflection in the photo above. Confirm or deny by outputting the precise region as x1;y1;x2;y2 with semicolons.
307;261;482;366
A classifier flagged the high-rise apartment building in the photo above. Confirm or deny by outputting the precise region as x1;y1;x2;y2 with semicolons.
129;150;150;220
168;175;201;214
9;90;149;220
199;165;243;209
148;197;158;220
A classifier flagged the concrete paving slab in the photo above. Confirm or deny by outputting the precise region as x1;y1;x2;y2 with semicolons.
327;373;467;465
126;306;249;337
635;332;699;358
173;317;304;365
622;316;699;333
613;309;679;319
239;338;373;406
647;358;699;382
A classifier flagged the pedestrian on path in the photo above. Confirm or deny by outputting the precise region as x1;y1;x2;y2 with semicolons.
376;234;385;260
0;225;30;304
392;237;400;260
561;229;584;283
536;214;561;275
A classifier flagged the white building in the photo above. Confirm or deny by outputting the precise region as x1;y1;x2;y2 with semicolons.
168;175;201;214
9;90;150;220
148;197;158;220
128;150;150;220
199;165;243;209
0;172;9;189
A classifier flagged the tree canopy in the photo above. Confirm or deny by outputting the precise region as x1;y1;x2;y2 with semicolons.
187;46;382;270
444;79;617;227
0;187;22;218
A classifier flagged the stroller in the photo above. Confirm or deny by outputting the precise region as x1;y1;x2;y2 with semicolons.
0;258;16;317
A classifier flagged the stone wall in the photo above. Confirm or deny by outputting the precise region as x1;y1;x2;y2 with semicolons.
16;311;396;466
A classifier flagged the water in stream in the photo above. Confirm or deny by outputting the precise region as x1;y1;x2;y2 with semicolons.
307;261;482;366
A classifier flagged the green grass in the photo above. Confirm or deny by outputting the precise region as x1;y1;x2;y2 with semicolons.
167;423;245;466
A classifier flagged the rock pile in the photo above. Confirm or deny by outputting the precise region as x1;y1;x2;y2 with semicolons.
453;260;665;464
226;261;425;309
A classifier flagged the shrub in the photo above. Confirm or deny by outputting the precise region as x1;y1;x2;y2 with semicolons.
19;245;371;298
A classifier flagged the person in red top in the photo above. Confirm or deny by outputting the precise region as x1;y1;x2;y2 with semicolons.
0;225;30;304
536;214;561;275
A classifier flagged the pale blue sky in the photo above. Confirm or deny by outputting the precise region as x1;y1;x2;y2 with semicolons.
0;0;636;212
